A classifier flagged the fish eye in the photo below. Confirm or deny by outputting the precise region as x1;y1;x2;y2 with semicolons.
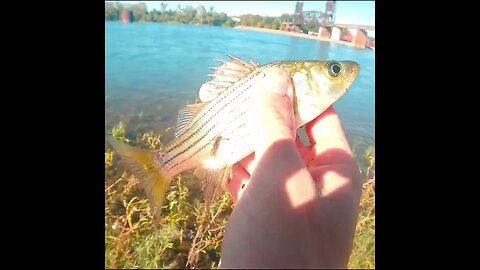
328;62;342;77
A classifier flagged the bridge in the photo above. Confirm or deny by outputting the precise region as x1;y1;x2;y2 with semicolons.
292;1;374;49
316;24;375;49
322;23;375;31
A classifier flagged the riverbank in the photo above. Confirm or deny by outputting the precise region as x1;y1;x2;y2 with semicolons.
234;25;374;50
105;120;375;269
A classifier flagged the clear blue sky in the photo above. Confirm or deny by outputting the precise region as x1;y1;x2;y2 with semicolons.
116;1;375;26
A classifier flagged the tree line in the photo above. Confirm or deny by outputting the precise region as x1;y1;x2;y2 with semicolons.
105;2;297;30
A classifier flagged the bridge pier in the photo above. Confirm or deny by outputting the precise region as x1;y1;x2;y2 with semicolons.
366;30;375;39
315;23;375;49
331;27;341;41
348;28;367;48
318;27;331;39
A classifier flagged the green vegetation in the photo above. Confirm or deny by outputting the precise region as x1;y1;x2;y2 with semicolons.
105;121;375;269
105;2;296;30
349;145;375;269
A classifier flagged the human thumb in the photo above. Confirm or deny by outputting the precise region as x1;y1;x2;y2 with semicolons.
253;67;296;153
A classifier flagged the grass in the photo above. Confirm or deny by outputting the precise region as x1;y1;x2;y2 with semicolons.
348;179;375;269
105;121;375;269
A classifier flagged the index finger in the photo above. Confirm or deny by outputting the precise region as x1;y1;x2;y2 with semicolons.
238;152;256;175
305;106;354;165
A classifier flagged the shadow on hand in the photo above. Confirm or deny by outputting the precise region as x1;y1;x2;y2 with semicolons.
223;139;362;268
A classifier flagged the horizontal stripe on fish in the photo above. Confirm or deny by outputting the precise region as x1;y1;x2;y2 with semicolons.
164;69;263;154
162;72;263;171
166;108;250;174
162;87;256;173
164;83;252;165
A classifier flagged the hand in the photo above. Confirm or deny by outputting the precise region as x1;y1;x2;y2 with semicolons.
221;67;362;268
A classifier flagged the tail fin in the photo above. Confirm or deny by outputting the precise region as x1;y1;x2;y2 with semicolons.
106;136;171;224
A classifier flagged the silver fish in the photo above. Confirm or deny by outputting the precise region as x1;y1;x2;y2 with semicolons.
107;55;360;222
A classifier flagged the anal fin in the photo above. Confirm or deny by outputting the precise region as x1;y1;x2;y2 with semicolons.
194;165;231;209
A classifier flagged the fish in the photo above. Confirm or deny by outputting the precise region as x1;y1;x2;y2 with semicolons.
106;55;360;223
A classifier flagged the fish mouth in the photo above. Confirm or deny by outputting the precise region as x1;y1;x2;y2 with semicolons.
346;61;360;86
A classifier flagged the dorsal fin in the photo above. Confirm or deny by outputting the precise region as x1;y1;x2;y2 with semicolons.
175;102;207;137
227;54;257;69
198;55;260;102
198;81;230;102
249;58;260;67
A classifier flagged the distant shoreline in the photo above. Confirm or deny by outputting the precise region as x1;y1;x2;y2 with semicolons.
234;25;373;50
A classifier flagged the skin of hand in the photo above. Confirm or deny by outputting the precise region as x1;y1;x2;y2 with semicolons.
220;67;362;268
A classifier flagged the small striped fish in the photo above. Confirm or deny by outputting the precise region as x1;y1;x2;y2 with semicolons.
107;55;359;222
